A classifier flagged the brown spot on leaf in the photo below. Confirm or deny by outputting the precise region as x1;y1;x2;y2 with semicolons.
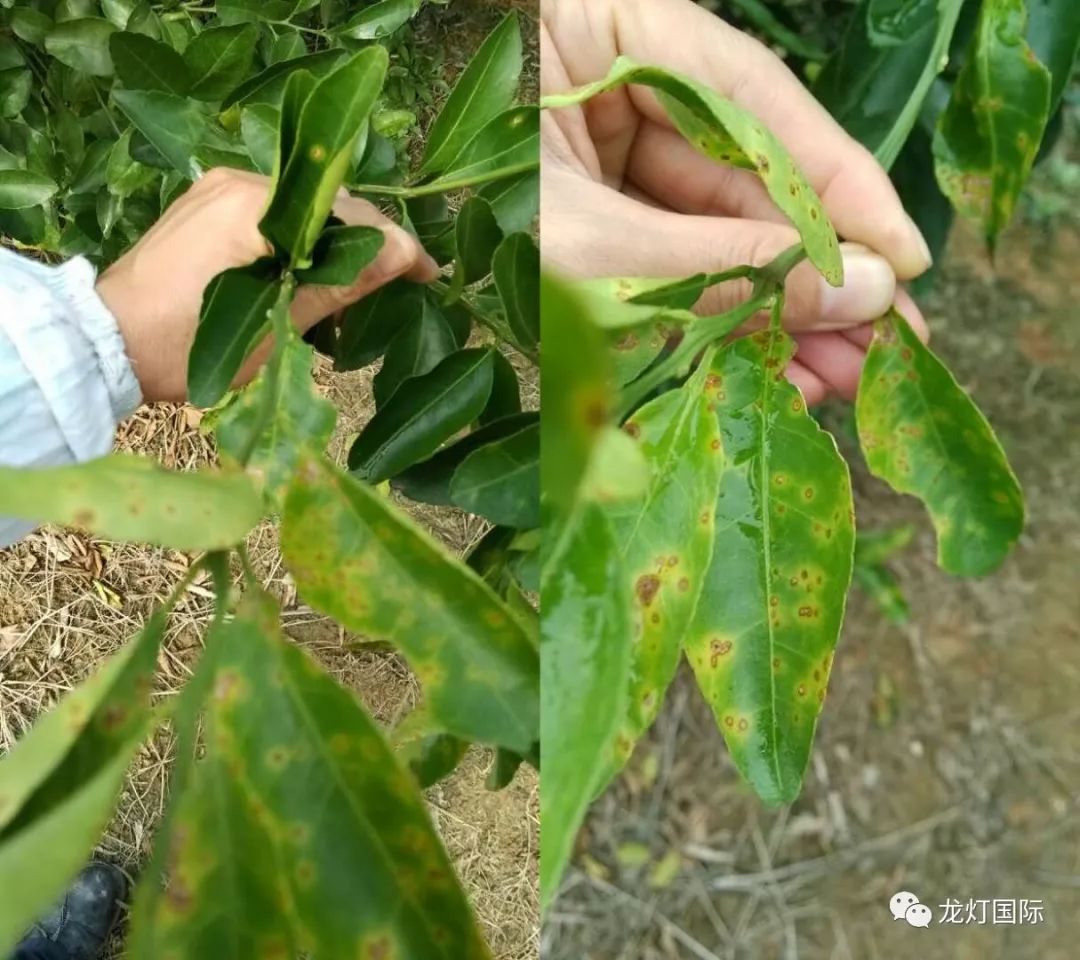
615;332;639;351
678;577;690;592
737;718;749;732
636;575;661;606
623;422;641;439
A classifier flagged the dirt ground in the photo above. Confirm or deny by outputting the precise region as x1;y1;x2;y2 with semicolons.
0;2;539;958
543;161;1080;960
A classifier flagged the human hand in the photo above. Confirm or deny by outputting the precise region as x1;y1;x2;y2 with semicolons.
541;0;931;403
96;167;439;404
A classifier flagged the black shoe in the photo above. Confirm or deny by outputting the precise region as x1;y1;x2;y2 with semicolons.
17;862;127;960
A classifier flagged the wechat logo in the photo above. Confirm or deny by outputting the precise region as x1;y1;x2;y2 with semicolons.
890;891;933;928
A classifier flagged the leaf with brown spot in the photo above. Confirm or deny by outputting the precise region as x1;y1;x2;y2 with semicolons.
856;309;1023;576
686;326;855;806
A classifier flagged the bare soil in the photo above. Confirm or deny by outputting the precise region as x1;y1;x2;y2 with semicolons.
543;196;1080;958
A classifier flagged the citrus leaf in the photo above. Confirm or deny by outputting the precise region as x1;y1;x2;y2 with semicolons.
260;46;387;267
480;349;522;426
933;0;1051;252
187;259;282;408
478;170;539;234
0;170;57;209
452;195;503;290
1027;0;1080;116
183;22;258;102
540;501;631;910
596;376;724;789
855;309;1023;576
295;224;385;286
418;12;522;176
0;454;263;549
393;413;538;507
372;297;458;407
424;105;539;193
336;278;422;372
282;457;539;754
221;49;345;109
544;59;844;285
240;103;279;174
686;327;855;806
112;88;207;179
348;348;495;483
45;18;118;77
334;0;420;40
450;422;539;529
109;31;191;94
216;330;337;507
492;232;539;353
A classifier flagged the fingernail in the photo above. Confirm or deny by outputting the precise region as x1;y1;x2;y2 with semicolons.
904;212;933;270
817;250;896;327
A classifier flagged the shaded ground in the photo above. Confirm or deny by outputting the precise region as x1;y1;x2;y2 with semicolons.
544;171;1080;960
0;2;538;957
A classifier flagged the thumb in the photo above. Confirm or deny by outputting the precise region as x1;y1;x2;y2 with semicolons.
543;175;897;332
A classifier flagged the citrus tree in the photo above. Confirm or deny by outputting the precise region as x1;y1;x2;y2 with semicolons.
0;3;539;956
539;0;1072;902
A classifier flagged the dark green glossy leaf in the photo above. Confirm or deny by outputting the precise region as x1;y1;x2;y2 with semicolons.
373;297;458;407
393;413;538;507
686;327;855;806
336;278;421;372
222;49;345;109
348;348;495;483
216;330;337;506
0;454;263;549
260;47;387;267
487;749;524;791
402;734;469;789
334;0;419;40
1027;0;1080;114
933;0;1051;251
814;0;964;169
296;224;384;286
480;349;522;426
856;309;1023;576
540;501;631;910
478;170;539;235
45;18;118;77
184;23;258;102
272;68;317;186
110;31;191;94
597;373;724;787
418;12;522;176
451;422;539;529
282;456;539;753
452;195;503;289
492;232;539;353
0;170;57;209
112;88;207;179
545;60;843;284
188;259;282;408
130;588;491;959
425;106;539;193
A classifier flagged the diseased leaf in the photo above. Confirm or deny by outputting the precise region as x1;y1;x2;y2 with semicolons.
260;47;387;267
451;422;539;529
183;23;258;101
424;106;539;193
596;375;724;788
393;413;538;507
187;259;282;408
113;88;207;179
492;232;539;353
686;326;855;806
110;31;191;93
131;589;491;959
0;455;263;549
45;18;118;77
544;60;843;285
856;309;1023;576
348;348;495;483
296;224;385;286
282;457;539;753
540;501;631;910
216;330;337;506
933;0;1051;251
419;12;522;176
373;297;458;407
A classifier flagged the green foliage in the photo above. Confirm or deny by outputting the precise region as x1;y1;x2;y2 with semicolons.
0;9;538;955
541;58;1023;904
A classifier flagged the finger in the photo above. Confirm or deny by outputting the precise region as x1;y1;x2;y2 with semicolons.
543;175;897;332
841;286;929;353
332;192;440;283
786;358;828;406
793;331;867;402
571;0;934;279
